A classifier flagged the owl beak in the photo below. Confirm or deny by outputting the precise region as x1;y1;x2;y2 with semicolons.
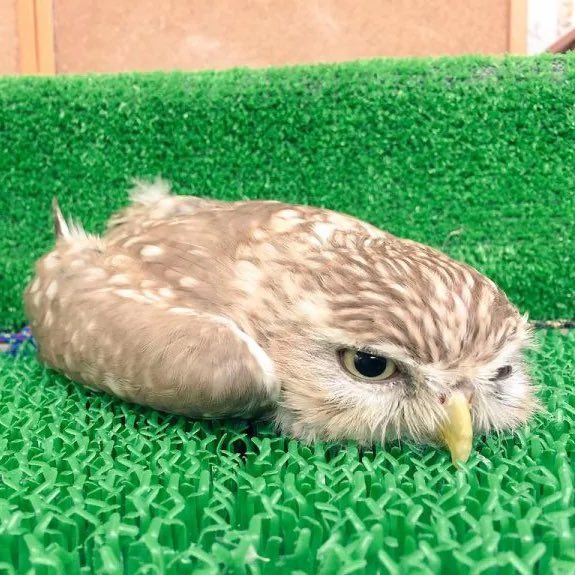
438;390;473;464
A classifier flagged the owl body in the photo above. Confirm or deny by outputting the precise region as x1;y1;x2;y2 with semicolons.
25;182;536;461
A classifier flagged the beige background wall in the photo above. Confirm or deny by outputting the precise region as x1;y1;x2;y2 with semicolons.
53;0;510;73
0;0;18;74
3;0;537;76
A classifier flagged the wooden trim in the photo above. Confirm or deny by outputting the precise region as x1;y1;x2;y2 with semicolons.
509;0;527;54
547;28;575;53
16;0;55;74
16;0;37;74
35;0;56;74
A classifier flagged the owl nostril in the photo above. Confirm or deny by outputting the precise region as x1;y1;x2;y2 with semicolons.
456;381;475;404
438;383;474;405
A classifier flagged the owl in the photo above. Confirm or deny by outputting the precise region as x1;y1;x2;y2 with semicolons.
24;181;537;463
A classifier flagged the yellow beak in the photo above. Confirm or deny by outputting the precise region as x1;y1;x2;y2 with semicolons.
438;390;473;464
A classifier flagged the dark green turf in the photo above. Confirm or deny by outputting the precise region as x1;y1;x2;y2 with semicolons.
1;55;575;329
0;329;574;574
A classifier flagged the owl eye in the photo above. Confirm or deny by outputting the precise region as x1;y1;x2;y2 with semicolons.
339;349;397;381
491;365;513;381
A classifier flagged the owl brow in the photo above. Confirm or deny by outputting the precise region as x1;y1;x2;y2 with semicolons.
352;343;415;367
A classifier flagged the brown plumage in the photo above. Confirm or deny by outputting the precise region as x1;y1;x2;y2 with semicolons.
24;181;537;462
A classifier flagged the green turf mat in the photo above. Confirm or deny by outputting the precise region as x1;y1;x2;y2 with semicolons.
1;55;575;574
1;55;575;328
0;329;573;574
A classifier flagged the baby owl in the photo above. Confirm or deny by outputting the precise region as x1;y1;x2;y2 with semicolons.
24;181;536;463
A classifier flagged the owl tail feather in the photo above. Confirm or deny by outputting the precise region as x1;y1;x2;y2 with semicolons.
52;197;70;239
51;197;102;251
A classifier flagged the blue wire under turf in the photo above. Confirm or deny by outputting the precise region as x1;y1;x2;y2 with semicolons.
0;326;36;357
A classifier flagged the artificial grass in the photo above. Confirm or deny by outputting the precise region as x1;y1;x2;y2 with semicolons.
0;329;573;574
1;55;575;574
1;55;575;328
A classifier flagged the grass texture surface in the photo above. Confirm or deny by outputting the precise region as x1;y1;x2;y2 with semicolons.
1;55;574;574
0;330;573;574
1;55;575;328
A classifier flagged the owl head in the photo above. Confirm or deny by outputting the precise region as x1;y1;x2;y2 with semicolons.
232;218;537;463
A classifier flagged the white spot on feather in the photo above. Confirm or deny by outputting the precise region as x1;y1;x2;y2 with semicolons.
84;267;107;280
313;222;335;242
123;236;143;248
158;287;174;299
295;296;329;324
234;260;262;292
142;290;162;302
115;289;149;304
109;255;133;267
43;253;59;270
179;276;198;288
169;307;198;316
109;274;131;286
140;245;163;258
44;310;53;327
271;215;304;234
389;283;407;295
276;209;301;220
69;259;85;270
252;228;268;241
45;280;59;300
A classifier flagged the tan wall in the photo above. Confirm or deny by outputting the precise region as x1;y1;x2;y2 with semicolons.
53;0;511;74
1;0;520;76
0;0;18;74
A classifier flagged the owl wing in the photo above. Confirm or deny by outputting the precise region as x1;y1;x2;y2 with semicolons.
70;298;279;420
26;203;280;420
